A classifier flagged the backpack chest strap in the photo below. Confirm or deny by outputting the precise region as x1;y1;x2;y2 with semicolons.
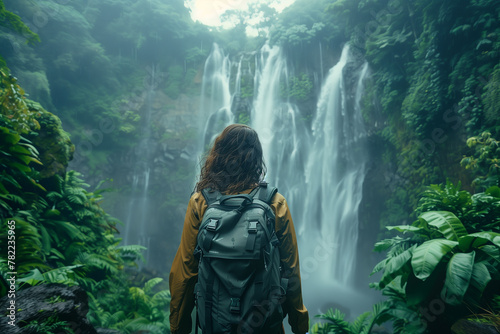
202;219;218;251
245;221;259;251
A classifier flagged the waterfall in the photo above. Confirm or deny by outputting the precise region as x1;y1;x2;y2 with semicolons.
300;45;370;316
319;42;324;83
122;65;156;265
251;43;309;216
198;43;235;150
252;44;284;176
197;43;372;317
303;44;368;282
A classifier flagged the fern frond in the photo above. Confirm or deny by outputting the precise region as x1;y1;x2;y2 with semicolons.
144;277;163;294
349;311;370;333
5;193;27;206
75;252;119;275
152;290;171;304
315;308;351;334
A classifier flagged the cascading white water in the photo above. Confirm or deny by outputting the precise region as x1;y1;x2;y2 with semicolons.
251;43;309;216
198;43;235;149
299;45;371;317
319;42;324;83
123;65;156;266
252;43;283;169
302;45;355;282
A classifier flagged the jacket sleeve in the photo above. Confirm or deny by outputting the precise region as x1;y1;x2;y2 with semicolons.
169;192;205;334
273;193;309;334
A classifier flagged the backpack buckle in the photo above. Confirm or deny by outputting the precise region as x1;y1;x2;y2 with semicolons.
206;219;218;231
248;221;258;233
230;298;241;314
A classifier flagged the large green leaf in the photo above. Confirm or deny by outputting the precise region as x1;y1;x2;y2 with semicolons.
379;246;416;288
459;232;500;251
419;211;467;241
371;258;388;276
411;239;458;280
441;252;475;305
478;245;500;277
468;262;491;297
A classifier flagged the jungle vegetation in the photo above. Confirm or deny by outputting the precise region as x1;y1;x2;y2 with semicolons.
0;0;499;333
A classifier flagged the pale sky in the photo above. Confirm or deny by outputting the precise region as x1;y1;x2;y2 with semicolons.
185;0;296;28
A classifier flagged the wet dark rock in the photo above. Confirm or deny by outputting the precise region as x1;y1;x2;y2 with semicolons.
451;319;500;334
0;283;97;334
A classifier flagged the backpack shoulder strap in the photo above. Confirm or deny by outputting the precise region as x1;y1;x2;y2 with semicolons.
201;188;221;206
257;181;278;204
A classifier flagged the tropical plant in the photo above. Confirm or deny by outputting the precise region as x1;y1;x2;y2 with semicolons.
417;181;500;233
371;209;500;332
88;276;171;334
311;303;390;334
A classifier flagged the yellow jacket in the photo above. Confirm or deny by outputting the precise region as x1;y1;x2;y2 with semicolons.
169;188;309;334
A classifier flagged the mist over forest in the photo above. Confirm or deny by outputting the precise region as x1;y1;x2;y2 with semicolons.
0;0;499;333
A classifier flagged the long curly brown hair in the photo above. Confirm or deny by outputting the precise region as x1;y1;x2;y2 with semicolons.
196;124;266;193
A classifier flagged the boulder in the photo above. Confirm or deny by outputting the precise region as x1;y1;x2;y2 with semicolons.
451;318;499;334
0;283;97;334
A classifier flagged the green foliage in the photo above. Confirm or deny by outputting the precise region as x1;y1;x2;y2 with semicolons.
482;65;500;131
88;277;170;333
185;47;208;66
330;0;500;236
270;0;336;48
16;70;52;108
417;180;500;233
238;112;250;125
0;69;170;332
457;75;485;134
0;219;48;275
372;193;500;332
311;303;389;334
0;70;40;134
0;0;39;44
461;132;500;190
240;75;254;99
282;74;313;102
165;66;183;99
401;46;445;139
0;0;209;181
24;316;73;334
275;23;326;47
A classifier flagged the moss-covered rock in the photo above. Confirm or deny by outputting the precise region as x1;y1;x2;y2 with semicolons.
26;101;74;178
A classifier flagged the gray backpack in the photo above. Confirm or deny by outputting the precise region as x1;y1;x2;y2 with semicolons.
194;183;287;334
